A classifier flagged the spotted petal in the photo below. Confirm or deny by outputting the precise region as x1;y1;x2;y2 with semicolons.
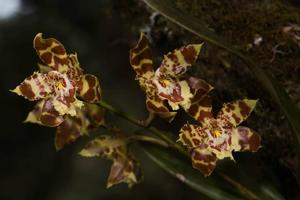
233;126;261;152
83;103;105;131
68;53;83;79
77;74;102;103
73;103;105;135
217;99;257;127
146;95;177;122
39;99;64;127
178;123;208;148
80;135;143;188
55;103;105;150
34;33;70;72
129;33;154;88
11;72;52;101
79;135;126;158
55;116;82;151
107;156;142;188
185;77;213;123
191;147;218;176
29;103;103;150
158;43;203;78
24;99;64;127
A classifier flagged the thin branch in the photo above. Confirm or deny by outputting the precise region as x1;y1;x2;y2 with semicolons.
97;101;188;156
218;172;260;200
128;134;169;147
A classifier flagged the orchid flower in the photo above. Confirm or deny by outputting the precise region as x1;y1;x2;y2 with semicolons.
178;99;261;176
80;135;143;188
11;33;104;149
26;101;105;150
129;33;212;122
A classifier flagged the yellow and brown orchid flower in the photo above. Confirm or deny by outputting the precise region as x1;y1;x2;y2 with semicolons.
129;33;213;122
178;99;261;176
80;135;143;188
11;33;104;149
25;102;105;150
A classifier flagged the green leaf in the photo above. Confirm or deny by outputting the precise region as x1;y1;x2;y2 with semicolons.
142;144;285;200
142;144;244;200
142;0;300;156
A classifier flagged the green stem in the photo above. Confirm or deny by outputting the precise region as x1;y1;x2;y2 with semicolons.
218;172;260;200
102;120;168;147
127;134;169;147
97;101;188;156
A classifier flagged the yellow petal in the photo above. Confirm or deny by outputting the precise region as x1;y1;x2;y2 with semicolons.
146;95;177;122
77;74;102;103
129;33;155;88
159;43;203;78
191;147;217;176
218;99;258;127
11;72;52;101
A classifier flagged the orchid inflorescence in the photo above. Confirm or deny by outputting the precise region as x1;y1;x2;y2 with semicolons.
12;33;104;150
12;32;261;188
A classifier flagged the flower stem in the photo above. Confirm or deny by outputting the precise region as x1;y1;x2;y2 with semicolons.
97;101;188;156
128;135;169;147
218;172;260;200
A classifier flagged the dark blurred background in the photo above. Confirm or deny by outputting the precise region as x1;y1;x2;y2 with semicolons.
0;0;204;199
2;0;300;199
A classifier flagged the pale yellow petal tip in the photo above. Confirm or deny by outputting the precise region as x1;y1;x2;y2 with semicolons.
176;138;185;146
78;149;93;157
177;132;189;146
80;130;89;136
168;100;180;110
137;32;149;44
106;182;114;189
54;143;62;152
230;154;236;162
244;99;258;109
38;63;51;73
190;43;204;55
69;53;80;62
10;86;21;95
203;171;213;177
176;136;182;144
33;33;44;49
23;113;37;124
139;32;147;38
208;83;214;91
35;32;43;39
69;52;78;57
